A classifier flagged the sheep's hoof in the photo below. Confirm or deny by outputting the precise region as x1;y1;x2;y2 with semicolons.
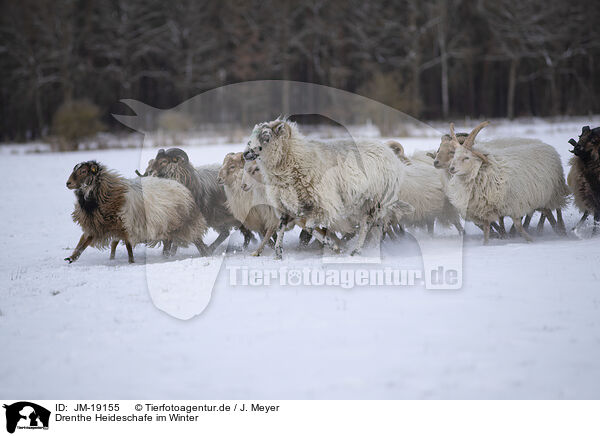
350;249;360;256
128;259;135;264
64;257;74;263
251;251;260;257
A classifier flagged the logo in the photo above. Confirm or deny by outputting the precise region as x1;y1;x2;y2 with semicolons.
3;402;50;434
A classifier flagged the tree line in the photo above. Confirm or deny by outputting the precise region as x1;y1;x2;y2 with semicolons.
1;0;599;141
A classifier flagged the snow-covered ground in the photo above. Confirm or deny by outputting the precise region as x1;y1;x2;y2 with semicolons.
1;117;600;399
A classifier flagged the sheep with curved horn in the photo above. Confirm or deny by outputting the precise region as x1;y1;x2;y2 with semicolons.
446;121;569;244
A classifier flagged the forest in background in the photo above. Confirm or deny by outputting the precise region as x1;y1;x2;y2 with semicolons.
1;0;599;142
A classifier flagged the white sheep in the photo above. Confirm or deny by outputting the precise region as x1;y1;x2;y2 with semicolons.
430;130;564;236
217;152;281;256
242;119;413;258
387;141;463;235
445;122;569;244
65;161;207;263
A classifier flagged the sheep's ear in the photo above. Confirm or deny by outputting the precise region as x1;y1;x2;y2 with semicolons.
582;126;590;133
426;152;436;159
157;148;166;156
273;121;291;139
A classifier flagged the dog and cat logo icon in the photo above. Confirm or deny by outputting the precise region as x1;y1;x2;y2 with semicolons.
3;402;50;433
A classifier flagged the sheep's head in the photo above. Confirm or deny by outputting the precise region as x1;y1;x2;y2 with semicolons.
217;152;244;185
569;125;600;162
241;160;263;192
448;121;490;176
66;161;101;189
143;147;192;178
243;118;292;162
431;132;468;169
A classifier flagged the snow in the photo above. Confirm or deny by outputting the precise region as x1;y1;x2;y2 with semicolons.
1;117;600;399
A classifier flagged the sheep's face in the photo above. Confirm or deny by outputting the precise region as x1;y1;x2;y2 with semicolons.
243;119;292;162
432;133;468;169
66;161;100;189
217;152;244;185
241;160;262;192
570;126;600;163
448;146;484;176
145;148;191;178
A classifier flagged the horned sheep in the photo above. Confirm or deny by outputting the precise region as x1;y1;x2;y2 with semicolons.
445;122;569;244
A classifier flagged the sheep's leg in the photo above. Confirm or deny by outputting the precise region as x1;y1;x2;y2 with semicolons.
162;240;172;257
125;240;135;263
299;229;313;247
476;223;497;238
512;216;533;242
490;221;502;234
252;227;275;257
170;244;178;256
482;221;491;245
426;219;434;236
394;223;405;237
109;240;119;260
342;231;356;241
194;240;209;256
386;225;397;240
350;215;373;256
498;217;506;236
65;234;93;263
573;211;589;231
208;230;231;253
555;209;566;235
593;212;600;236
452;219;464;236
274;215;291;260
537;212;546;235
521;215;531;231
240;225;254;249
542;208;558;234
310;227;342;253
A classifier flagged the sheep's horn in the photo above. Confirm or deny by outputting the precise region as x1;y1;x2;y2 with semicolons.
583;126;590;133
568;138;578;147
449;123;459;142
157;148;166;156
426;152;436;159
135;169;148;177
472;149;489;165
464;121;490;149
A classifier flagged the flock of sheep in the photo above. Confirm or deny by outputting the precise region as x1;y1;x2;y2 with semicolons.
64;120;600;263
